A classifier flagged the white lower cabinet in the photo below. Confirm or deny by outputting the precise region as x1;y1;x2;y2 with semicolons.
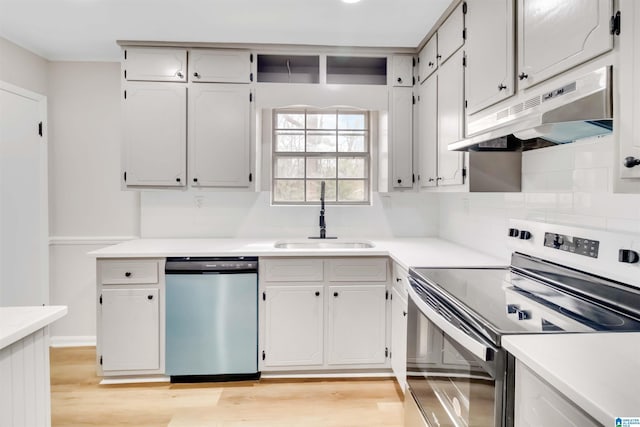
263;285;324;367
260;257;390;372
515;360;600;427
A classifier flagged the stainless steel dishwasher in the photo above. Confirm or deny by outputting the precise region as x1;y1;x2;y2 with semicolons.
165;257;259;382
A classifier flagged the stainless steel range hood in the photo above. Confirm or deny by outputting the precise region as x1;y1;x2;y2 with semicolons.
449;66;613;152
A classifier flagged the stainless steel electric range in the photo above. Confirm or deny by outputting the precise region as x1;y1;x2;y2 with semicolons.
405;220;640;427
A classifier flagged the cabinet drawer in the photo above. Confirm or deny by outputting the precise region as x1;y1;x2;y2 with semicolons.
100;260;159;285
262;259;324;282
327;258;388;282
391;262;409;299
189;49;252;83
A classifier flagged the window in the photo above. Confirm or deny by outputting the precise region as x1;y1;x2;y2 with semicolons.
272;109;370;205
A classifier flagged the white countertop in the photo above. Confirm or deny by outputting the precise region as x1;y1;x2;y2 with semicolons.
0;306;68;349
88;237;507;270
503;333;640;425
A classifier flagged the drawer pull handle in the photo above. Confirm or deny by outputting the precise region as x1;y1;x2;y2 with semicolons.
125;272;132;277
396;278;402;282
147;295;153;300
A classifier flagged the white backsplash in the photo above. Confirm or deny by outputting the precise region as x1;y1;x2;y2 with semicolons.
439;135;640;262
141;191;439;239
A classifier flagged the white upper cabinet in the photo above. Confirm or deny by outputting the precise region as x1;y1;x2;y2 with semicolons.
438;2;466;65
417;74;438;188
465;0;515;115
517;0;614;89
391;54;414;87
188;84;252;187
189;49;253;83
418;36;438;83
123;83;186;187
123;47;187;82
437;49;465;186
390;87;414;189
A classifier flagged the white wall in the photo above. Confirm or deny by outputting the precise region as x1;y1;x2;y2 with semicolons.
47;62;139;343
0;37;48;95
438;135;640;262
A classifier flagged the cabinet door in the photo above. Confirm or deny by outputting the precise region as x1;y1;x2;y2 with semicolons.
392;55;414;87
123;47;187;82
391;288;408;392
418;36;438;83
263;285;324;367
437;49;466;186
123;83;186;187
417;74;438;188
390;87;414;189
438;2;465;65
465;0;515;115
188;84;251;187
189;49;252;83
517;0;613;89
100;288;160;372
327;285;387;365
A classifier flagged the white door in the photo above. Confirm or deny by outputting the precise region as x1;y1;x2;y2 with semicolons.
438;2;465;65
437;49;466;186
123;82;186;187
123;47;187;82
0;83;48;306
417;74;438;188
418;36;438;83
390;87;414;189
391;288;408;392
391;55;414;87
189;49;252;83
188;84;251;187
465;0;515;114
517;0;613;89
327;285;387;365
263;285;324;367
100;288;160;372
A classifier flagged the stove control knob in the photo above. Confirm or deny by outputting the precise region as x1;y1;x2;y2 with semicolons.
519;230;532;240
619;249;640;264
553;234;564;248
507;304;519;314
508;228;519;237
517;309;531;320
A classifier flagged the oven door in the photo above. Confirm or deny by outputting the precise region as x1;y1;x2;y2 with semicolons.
406;278;508;427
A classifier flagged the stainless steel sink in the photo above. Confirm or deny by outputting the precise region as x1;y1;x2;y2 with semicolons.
274;240;375;249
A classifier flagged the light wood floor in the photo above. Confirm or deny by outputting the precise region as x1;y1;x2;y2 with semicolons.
50;347;405;427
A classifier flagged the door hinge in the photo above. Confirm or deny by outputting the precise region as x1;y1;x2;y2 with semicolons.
462;56;467;67
412;76;416;86
38;121;43;137
463;28;467;40
99;294;102;305
385;290;389;300
250;72;254;82
124;90;127;100
465;100;468;109
249;92;253;102
123;171;127;182
262;291;266;301
124;69;127;80
462;1;467;14
124;50;127;60
610;11;621;36
262;351;266;361
412;95;416;105
249;173;253;182
412;174;415;184
99;356;103;365
250;53;254;63
412;57;416;67
462;167;467;179
385;347;389;358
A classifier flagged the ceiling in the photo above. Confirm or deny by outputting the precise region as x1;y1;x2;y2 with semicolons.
0;0;451;62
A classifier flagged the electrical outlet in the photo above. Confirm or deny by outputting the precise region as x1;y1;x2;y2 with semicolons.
194;196;204;208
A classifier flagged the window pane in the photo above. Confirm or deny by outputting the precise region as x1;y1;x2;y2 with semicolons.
274;180;305;202
338;113;366;130
338;157;366;178
307;113;336;130
338;180;366;202
276;113;305;129
338;132;367;152
307;180;337;202
306;158;336;179
275;131;305;152
307;132;337;152
275;158;304;178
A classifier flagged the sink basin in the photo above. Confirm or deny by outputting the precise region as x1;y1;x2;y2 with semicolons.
274;240;375;249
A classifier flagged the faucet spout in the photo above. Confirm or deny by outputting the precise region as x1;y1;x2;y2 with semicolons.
319;181;326;239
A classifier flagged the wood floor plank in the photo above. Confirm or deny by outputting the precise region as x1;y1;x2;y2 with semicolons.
50;347;404;427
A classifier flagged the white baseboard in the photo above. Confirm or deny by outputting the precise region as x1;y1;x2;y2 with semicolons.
50;335;96;348
260;372;394;379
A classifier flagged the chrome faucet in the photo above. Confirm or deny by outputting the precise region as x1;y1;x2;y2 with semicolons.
310;181;336;239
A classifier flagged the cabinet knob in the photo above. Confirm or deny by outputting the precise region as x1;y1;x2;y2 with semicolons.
397;77;403;84
176;71;184;79
436;177;443;181
624;156;640;168
428;178;435;182
147;295;154;300
498;83;507;91
176;177;181;183
403;311;407;317
518;72;528;80
315;291;320;297
436;54;442;60
333;292;339;297
125;272;132;277
397;179;402;184
193;72;200;79
428;61;434;67
193;178;198;183
396;278;402;282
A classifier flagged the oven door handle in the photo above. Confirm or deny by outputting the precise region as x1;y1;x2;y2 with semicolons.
408;283;497;362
